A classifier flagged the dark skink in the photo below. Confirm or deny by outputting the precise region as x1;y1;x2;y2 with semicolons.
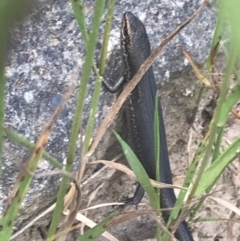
120;12;194;241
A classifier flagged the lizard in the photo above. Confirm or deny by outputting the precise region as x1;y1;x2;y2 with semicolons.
103;11;194;241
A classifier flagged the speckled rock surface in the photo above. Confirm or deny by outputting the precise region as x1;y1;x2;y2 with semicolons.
1;0;218;240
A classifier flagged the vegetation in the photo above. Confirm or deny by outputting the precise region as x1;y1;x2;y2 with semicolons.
1;0;240;240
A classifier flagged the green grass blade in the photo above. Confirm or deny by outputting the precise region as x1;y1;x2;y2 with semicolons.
154;94;160;184
4;127;62;169
222;1;240;58
0;124;54;240
46;0;106;237
70;0;88;46
163;134;208;239
76;214;115;241
154;94;161;240
70;0;99;76
0;152;44;240
0;40;6;177
82;75;103;156
211;126;224;163
206;2;224;70
114;132;159;210
99;0;116;75
218;83;240;127
82;0;116;156
196;135;240;196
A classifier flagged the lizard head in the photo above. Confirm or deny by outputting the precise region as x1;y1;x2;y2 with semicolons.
121;11;152;79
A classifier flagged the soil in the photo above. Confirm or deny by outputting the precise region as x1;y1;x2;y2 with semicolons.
69;66;240;241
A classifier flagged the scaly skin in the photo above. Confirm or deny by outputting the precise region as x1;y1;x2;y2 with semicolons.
121;11;194;241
